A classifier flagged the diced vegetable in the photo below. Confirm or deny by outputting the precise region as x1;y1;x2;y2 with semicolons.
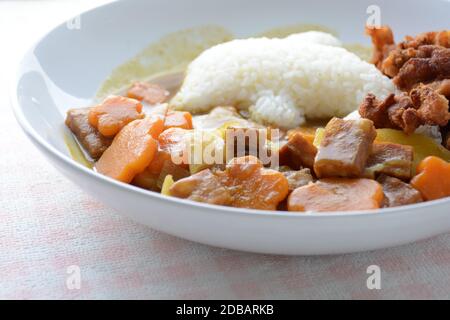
127;82;170;105
216;156;289;210
171;156;289;210
88;96;144;137
411;156;450;201
148;128;190;175
313;128;325;148
95;116;164;183
161;175;175;196
188;130;225;174
170;169;233;205
288;178;384;212
164;111;193;130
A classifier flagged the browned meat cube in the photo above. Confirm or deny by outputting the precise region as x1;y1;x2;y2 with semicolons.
314;118;377;178
169;169;232;205
377;175;423;208
65;108;113;160
279;132;317;170
282;169;314;192
365;143;414;180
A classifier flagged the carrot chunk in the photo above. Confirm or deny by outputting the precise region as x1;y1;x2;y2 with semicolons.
216;156;289;210
147;128;190;174
164;111;193;130
288;178;384;212
411;156;450;201
127;82;170;105
88;96;144;137
95;116;164;183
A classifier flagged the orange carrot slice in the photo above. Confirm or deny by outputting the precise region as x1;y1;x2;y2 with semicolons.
88;96;144;137
127;82;170;105
411;156;450;201
147;128;190;174
288;178;384;212
217;156;289;210
164;111;193;130
95;116;164;183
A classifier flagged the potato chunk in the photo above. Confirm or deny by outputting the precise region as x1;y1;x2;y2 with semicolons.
288;178;384;212
365;143;414;180
377;175;423;207
314;118;377;178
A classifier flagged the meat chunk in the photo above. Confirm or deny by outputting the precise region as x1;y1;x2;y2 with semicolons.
410;84;450;126
314;118;377;178
377;175;423;208
288;178;384;212
279;132;317;170
365;25;395;69
365;143;414;180
433;79;450;98
393;46;450;91
359;85;450;135
169;169;233;205
366;26;450;79
127;82;170;105
282;168;314;192
65;108;113;160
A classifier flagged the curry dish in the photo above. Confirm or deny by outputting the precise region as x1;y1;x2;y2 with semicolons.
65;25;450;212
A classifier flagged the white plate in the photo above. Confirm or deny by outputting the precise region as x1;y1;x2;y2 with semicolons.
11;0;450;255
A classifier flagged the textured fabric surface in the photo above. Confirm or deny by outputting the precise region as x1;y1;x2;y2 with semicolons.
1;0;450;300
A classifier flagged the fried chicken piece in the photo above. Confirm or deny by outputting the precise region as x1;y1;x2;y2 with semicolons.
401;30;450;49
410;84;450;126
393;46;450;91
428;79;450;98
359;84;450;134
359;93;421;134
366;26;450;83
365;26;395;69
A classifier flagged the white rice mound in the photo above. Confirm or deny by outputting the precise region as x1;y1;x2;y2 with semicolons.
170;31;395;129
